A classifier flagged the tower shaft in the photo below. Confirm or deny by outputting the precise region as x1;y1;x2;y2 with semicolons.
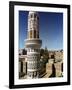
25;11;42;78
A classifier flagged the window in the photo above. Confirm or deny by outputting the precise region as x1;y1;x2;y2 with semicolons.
34;30;36;38
30;30;32;38
34;14;36;18
51;55;54;59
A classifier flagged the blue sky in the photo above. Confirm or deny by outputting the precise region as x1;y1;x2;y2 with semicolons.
19;11;63;50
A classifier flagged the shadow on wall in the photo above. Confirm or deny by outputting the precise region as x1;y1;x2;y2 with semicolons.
49;64;56;77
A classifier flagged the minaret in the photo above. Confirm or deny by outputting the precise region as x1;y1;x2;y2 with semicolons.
25;11;42;79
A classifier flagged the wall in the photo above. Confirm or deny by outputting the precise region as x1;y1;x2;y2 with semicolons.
0;0;72;90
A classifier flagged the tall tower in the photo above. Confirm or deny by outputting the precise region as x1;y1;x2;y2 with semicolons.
25;11;42;79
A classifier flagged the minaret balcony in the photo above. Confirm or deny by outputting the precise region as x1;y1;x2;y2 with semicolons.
25;39;42;48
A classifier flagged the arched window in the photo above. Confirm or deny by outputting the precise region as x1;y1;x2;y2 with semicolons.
34;14;36;18
30;30;32;38
34;30;36;38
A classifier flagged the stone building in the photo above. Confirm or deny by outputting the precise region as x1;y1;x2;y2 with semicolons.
25;11;42;79
39;56;46;77
54;51;63;62
19;55;27;78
